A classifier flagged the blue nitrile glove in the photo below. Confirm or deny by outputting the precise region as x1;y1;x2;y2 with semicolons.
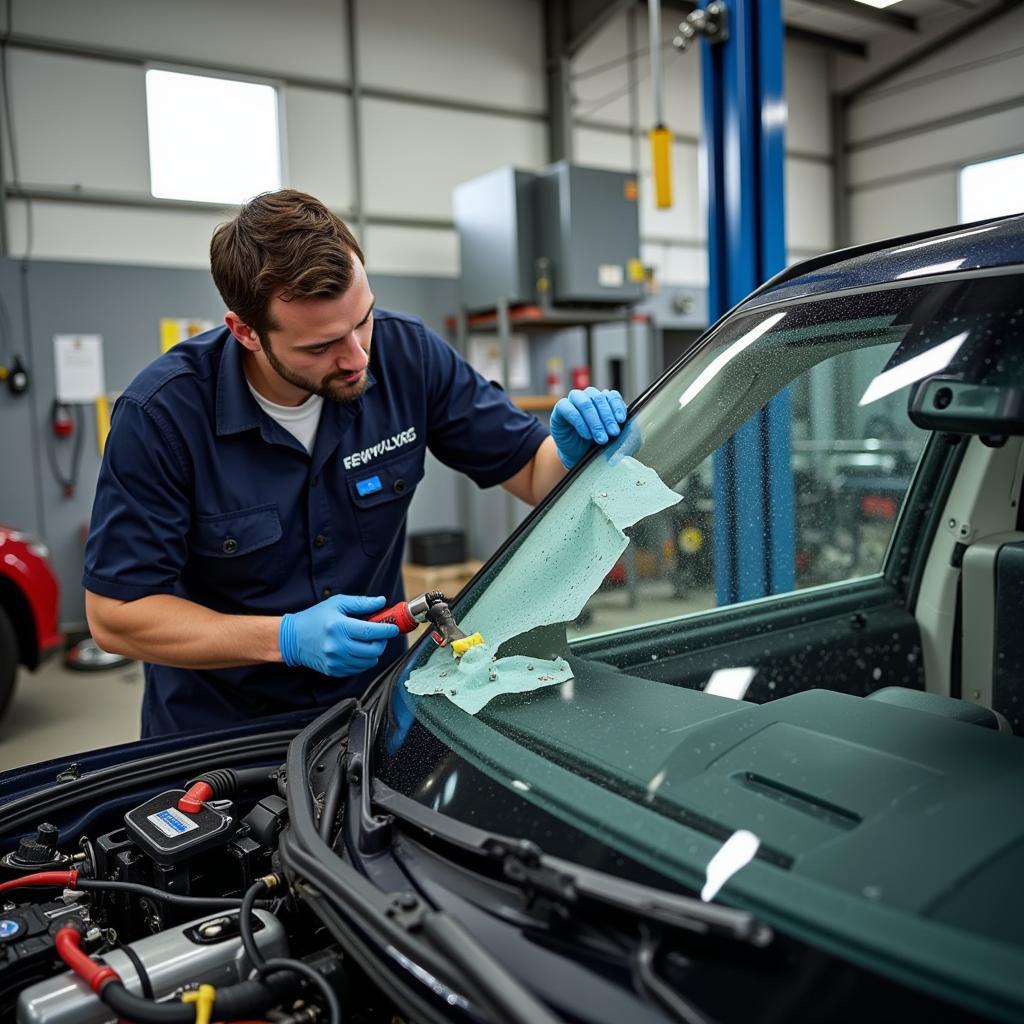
550;387;629;469
279;594;400;677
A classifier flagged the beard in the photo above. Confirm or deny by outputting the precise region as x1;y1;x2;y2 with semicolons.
261;341;368;404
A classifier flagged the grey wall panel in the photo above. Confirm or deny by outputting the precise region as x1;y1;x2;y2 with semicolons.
0;263;39;534
11;0;351;83
358;0;545;112
843;4;1024;107
785;42;832;158
848;50;1024;147
849;173;957;246
0;258;459;626
848;104;1024;189
570;7;704;135
361;98;547;220
4;201;230;268
785;158;833;254
2;49;149;193
843;4;1024;242
283;87;355;210
363;225;459;277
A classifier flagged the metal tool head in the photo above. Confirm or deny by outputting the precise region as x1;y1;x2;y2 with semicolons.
424;594;485;657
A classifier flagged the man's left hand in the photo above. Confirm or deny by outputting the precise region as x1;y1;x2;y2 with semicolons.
550;387;628;469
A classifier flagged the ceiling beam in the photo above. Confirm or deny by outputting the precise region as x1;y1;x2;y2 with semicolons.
786;25;867;57
565;0;635;56
660;0;870;56
793;0;918;34
842;0;1020;100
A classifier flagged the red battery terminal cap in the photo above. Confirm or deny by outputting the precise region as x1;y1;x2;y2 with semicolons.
178;781;214;814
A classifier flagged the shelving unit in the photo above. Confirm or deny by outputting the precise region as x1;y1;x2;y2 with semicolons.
447;300;652;411
447;295;654;602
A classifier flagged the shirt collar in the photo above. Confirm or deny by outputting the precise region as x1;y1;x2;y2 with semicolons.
215;329;379;444
215;331;263;437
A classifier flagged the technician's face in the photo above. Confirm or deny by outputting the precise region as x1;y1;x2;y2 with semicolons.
261;259;375;404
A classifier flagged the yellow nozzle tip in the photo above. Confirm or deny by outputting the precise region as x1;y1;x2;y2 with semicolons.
451;633;484;656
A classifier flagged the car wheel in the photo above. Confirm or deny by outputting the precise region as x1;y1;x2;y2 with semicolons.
0;606;18;721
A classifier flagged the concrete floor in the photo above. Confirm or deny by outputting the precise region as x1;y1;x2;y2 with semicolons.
0;656;144;772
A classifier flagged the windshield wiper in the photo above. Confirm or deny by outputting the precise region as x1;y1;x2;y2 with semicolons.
285;705;567;1024
369;778;772;949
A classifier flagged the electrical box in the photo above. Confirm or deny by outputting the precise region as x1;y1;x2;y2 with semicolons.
453;162;643;312
453;167;537;313
535;162;644;305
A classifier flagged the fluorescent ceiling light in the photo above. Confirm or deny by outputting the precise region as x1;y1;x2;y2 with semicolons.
852;0;905;8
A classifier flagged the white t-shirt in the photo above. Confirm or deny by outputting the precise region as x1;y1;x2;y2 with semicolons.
247;382;324;454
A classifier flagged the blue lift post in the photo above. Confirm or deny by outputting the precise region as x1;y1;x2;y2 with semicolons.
701;0;796;605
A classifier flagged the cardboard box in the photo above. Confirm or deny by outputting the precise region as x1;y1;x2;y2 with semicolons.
402;560;484;603
401;560;484;642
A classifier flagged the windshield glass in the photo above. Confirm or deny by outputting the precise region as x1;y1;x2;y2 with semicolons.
381;271;1024;1001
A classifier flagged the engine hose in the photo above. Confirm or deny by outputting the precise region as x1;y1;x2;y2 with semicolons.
102;974;296;1023
0;869;78;892
0;871;275;912
77;878;274;910
186;766;279;800
57;925;299;1023
239;877;270;970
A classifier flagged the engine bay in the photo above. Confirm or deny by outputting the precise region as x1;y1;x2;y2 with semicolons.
1;760;362;1024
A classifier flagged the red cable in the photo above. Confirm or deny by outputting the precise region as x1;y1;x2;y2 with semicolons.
0;869;78;893
55;926;120;993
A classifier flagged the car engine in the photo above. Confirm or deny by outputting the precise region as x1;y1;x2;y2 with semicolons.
0;763;361;1024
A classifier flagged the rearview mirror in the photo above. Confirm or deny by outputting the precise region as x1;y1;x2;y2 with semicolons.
909;376;1024;436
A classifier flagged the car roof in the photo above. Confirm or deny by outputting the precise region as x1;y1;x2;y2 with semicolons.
742;213;1024;312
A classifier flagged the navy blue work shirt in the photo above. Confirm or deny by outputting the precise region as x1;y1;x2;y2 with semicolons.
83;311;548;737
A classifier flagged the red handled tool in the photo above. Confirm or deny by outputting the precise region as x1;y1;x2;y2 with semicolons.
368;591;484;656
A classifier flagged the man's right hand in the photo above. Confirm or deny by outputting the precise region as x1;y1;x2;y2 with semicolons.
279;594;400;677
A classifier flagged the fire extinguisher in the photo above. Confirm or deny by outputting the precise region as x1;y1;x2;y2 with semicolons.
47;400;84;498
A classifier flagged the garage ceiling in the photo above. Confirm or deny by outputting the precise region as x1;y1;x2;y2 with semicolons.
784;0;986;44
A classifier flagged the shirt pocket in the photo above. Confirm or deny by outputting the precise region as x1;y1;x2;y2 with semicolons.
347;448;425;558
190;503;284;596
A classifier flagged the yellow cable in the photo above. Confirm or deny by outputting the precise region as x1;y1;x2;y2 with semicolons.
181;983;216;1024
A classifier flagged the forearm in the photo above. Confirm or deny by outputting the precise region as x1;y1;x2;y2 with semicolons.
86;591;283;670
501;436;568;506
528;436;570;503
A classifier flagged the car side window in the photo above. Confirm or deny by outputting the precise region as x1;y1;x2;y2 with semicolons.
572;344;930;637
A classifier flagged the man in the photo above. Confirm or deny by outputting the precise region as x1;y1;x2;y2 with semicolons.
84;190;627;737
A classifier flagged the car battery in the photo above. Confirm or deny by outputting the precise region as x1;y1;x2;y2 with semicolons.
16;908;287;1024
124;790;234;865
0;900;93;1003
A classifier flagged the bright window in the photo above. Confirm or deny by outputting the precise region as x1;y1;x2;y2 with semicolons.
959;153;1024;223
145;69;281;204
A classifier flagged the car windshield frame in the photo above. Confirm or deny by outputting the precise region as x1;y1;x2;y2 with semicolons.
379;264;1024;1020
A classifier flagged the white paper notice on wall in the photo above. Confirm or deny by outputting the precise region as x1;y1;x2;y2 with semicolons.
469;334;530;389
54;334;106;403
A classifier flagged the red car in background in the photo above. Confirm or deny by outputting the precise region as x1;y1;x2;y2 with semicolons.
0;525;62;719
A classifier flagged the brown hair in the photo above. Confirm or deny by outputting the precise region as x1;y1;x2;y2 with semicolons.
210;189;365;343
